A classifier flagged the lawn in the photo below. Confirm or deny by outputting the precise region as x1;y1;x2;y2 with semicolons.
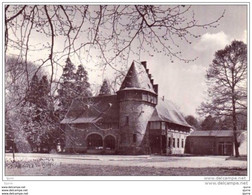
5;162;247;176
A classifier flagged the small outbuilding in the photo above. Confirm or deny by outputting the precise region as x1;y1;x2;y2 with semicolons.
185;130;246;156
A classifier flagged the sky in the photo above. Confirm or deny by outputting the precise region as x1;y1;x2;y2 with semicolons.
100;5;247;117
134;5;247;117
6;4;247;118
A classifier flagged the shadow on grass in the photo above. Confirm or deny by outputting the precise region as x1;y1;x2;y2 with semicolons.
225;156;247;161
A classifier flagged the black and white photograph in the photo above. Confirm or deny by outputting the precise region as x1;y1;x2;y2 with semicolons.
1;2;249;195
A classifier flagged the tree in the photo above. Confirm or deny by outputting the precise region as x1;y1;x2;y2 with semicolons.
198;40;247;157
218;114;247;131
5;5;225;154
185;115;200;130
75;64;92;97
26;74;40;105
5;56;47;153
22;74;57;151
5;5;225;91
57;58;91;119
99;79;111;96
200;115;218;130
38;75;51;108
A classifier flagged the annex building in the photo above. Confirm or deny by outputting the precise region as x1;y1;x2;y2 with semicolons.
185;130;247;156
61;61;191;155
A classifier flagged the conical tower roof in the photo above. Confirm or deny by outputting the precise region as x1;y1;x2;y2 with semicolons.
119;61;156;94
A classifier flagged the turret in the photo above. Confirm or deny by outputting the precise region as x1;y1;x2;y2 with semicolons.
117;61;158;154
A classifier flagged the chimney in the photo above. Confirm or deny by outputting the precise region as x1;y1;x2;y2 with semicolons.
141;61;147;69
162;96;165;101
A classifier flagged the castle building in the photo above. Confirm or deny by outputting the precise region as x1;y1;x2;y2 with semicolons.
61;61;191;155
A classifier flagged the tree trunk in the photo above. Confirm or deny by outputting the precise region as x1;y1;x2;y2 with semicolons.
231;66;240;157
232;92;240;157
12;140;15;162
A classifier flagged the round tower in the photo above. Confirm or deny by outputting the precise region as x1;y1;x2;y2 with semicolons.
117;61;158;154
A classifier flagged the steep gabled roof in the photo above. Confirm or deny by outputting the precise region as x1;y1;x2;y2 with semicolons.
150;98;191;128
61;95;119;124
119;61;156;94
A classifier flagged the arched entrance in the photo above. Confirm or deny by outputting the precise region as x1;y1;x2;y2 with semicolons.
104;135;116;150
87;134;103;150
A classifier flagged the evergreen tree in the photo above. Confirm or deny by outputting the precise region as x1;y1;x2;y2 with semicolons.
62;57;75;81
26;74;40;105
201;115;218;130
22;74;57;152
99;79;111;96
38;75;50;108
75;64;92;97
57;58;91;120
57;58;77;115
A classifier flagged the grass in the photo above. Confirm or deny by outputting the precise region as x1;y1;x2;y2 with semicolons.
5;158;55;169
5;162;247;176
226;156;247;161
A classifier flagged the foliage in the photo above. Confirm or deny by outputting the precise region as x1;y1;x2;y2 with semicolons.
198;40;247;156
99;79;111;96
217;114;247;130
75;64;92;97
5;56;46;153
57;58;92;119
200;115;218;130
5;113;16;152
5;5;225;91
21;74;64;152
185;115;201;130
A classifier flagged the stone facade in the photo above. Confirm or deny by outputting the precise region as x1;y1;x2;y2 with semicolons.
118;99;156;154
61;61;191;155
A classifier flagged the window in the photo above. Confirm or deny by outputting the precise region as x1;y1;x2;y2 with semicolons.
149;95;154;103
161;122;166;130
181;139;184;148
177;138;180;148
150;122;161;129
142;92;157;104
133;134;137;143
153;97;157;104
142;92;148;101
172;138;175;148
168;137;171;147
125;116;129;125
